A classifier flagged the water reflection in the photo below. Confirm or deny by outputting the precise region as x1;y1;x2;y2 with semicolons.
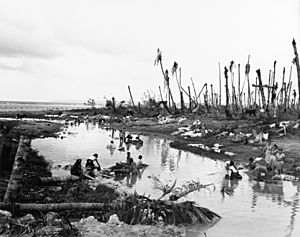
252;181;284;205
221;178;240;200
285;182;300;237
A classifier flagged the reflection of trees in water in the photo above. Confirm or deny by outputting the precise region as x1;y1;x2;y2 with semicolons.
142;136;157;158
250;180;300;236
285;181;300;237
85;122;89;130
111;129;115;139
159;139;176;171
251;181;284;206
161;139;168;168
176;150;182;167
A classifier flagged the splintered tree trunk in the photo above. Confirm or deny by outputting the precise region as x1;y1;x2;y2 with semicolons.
210;84;214;107
254;77;258;105
219;62;222;106
292;39;300;108
3;136;31;205
280;68;286;106
256;69;266;109
271;61;277;105
128;85;135;108
238;64;242;111
283;82;287;111
191;78;198;105
287;65;293;108
246;56;251;107
267;70;272;105
188;86;192;112
224;67;231;117
112;97;116;111
180;91;185;113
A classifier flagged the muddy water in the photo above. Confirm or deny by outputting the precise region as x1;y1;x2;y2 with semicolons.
31;122;300;237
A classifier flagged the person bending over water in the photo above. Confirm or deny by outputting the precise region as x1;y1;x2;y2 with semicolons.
246;157;271;182
225;160;242;180
70;159;83;177
85;153;101;177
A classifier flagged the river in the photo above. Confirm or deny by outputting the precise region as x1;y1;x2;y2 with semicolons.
31;121;300;237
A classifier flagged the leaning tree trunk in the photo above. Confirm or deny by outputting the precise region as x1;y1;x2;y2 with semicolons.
292;39;300;110
3;136;31;205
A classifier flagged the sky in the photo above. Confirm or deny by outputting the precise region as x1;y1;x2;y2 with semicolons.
0;0;299;104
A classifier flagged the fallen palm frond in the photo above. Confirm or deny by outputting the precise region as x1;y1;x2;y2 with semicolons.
169;181;215;201
157;180;177;200
151;176;215;201
114;192;221;225
0;215;35;236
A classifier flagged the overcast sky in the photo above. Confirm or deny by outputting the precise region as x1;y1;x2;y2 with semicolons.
0;0;299;103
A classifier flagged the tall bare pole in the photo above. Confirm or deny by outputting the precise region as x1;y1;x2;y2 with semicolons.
219;62;222;106
271;61;277;105
238;64;242;110
190;77;198;105
245;55;251;107
292;39;300;109
256;69;266;109
287;65;293;108
224;67;231;117
210;84;214;107
280;67;286;106
128;85;135;108
267;70;272;105
188;86;192;112
254;77;258;105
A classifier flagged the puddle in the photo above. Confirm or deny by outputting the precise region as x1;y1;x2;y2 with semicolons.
31;122;300;237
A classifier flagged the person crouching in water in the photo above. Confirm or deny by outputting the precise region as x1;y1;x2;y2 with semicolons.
225;160;242;180
85;153;101;177
70;159;83;177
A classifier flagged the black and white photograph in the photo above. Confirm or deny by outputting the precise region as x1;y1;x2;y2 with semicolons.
0;0;300;236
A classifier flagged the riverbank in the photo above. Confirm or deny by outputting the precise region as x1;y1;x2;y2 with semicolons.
110;115;300;174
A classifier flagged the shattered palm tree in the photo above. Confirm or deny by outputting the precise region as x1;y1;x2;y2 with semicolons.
154;49;176;110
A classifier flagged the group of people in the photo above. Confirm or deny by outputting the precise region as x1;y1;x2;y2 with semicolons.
125;152;144;175
264;141;285;174
70;153;101;178
225;140;286;182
